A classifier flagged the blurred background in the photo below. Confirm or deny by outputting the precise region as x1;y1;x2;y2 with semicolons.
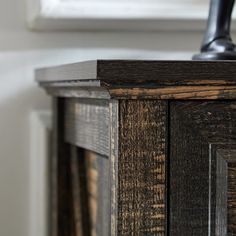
0;0;234;235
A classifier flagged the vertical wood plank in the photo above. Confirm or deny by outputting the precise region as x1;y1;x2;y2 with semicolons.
85;151;97;236
118;100;167;235
85;151;110;236
70;147;109;236
51;98;74;236
215;150;228;236
109;100;119;236
216;149;236;235
71;147;92;236
70;146;83;236
51;98;60;236
228;161;236;234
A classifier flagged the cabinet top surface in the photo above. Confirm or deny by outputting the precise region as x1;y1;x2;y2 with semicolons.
36;60;236;99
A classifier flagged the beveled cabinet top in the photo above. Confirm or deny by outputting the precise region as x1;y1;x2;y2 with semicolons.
36;60;236;99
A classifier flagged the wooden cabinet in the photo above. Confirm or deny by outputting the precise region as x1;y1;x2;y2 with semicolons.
36;60;236;236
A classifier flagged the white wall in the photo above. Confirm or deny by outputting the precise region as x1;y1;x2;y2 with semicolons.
0;0;222;236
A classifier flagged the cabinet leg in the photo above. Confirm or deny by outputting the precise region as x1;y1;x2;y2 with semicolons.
110;100;168;236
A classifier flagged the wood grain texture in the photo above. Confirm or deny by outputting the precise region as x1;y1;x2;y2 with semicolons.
215;148;228;236
216;149;236;235
36;60;236;85
44;86;110;99
109;100;119;236
37;60;236;100
97;60;236;86
70;147;96;236
118;100;167;235
70;146;83;236
170;101;236;236
84;150;110;236
211;145;236;236
108;86;236;100
65;98;109;156
43;84;236;100
228;162;236;235
51;98;60;236
85;151;98;236
70;148;110;236
39;61;236;236
52;98;74;236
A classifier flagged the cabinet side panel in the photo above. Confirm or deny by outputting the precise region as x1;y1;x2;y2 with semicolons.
118;100;168;235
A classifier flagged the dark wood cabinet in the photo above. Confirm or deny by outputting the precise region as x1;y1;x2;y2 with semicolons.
170;101;236;235
36;60;236;236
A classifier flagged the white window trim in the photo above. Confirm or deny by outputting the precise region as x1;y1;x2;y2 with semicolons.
27;0;236;31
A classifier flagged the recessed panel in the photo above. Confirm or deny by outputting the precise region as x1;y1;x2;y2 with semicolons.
170;101;236;236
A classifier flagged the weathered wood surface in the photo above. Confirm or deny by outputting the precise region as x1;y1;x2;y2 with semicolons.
84;150;110;236
44;86;110;99
70;147;85;236
52;98;74;236
65;98;109;156
41;61;236;236
36;60;236;85
36;60;236;100
51;98;60;236
85;151;98;236
216;149;236;236
108;86;236;99
170;101;236;236
109;100;119;236
75;148;92;236
44;84;236;100
117;100;167;235
70;147;110;236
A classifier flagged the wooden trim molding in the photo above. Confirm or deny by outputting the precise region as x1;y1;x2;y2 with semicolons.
30;110;52;236
36;60;236;100
215;148;236;235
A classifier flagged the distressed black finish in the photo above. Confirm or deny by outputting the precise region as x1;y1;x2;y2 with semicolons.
216;149;236;235
52;98;74;236
118;100;167;235
170;101;236;235
36;60;236;86
36;60;236;236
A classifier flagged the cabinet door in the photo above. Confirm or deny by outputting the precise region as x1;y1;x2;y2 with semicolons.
170;101;236;236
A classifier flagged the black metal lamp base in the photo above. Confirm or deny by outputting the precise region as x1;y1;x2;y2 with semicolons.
192;51;236;60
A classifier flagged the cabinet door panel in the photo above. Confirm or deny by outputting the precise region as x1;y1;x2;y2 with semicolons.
170;101;236;236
